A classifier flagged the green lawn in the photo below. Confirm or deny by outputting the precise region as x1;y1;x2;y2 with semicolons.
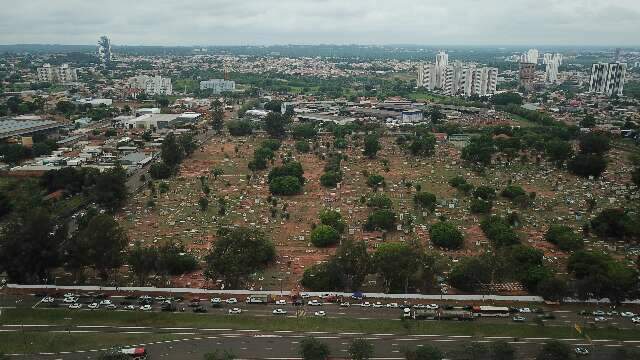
3;309;640;341
0;331;181;354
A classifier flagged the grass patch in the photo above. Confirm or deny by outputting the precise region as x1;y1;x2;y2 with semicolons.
3;309;640;341
0;331;180;354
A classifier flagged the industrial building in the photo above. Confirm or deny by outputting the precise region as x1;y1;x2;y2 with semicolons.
199;79;236;93
0;116;65;140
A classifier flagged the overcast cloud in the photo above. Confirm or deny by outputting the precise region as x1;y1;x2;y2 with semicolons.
0;0;638;46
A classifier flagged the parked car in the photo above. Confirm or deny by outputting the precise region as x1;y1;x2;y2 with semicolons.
512;316;526;322
360;302;371;307
339;302;350;307
426;304;439;310
63;297;78;304
226;298;238;304
68;303;82;309
275;299;287;306
193;306;208;313
594;316;607;322
211;298;222;304
124;305;136;311
372;302;384;308
308;300;322;306
140;305;152;311
386;303;399;308
41;296;55;303
301;293;311;299
272;308;287;315
228;308;242;314
592;310;605;316
631;317;640;324
621;312;635;317
88;303;100;309
106;304;117;310
519;308;532;313
99;299;112;306
314;311;326;317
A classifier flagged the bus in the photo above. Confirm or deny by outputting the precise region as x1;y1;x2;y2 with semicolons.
472;306;510;317
121;347;147;359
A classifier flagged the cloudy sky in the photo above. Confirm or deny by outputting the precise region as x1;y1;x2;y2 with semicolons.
0;0;638;46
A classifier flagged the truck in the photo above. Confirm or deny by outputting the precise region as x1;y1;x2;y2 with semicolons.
404;307;473;321
246;294;270;304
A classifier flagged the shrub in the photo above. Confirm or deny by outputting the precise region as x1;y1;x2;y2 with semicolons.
366;193;393;209
544;225;583;251
430;222;464;250
269;176;302;196
365;209;397;231
470;198;492;214
310;225;340;247
414;191;437;211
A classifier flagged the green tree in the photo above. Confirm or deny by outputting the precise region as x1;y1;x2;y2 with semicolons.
409;134;436;157
579;133;610;155
590;208;639;240
405;345;443;360
349;338;374;360
568;154;607;178
366;174;386;189
319;209;346;233
204;227;275;288
363;134;381;158
269;176;302;195
211;99;224;133
80;214;128;280
295;140;311;153
92;165;128;212
430;222;464;250
310;225;340;247
320;171;342;187
161;133;184;169
127;242;159;285
264;112;288;138
449;256;491;291
535;340;570;360
492;92;523;106
428;106;446;124
580;114;596;128
544;225;583;251
470;199;493;214
299;337;330;360
373;243;420;292
301;260;344;291
545;139;574;166
367;193;393;209
414;192;437;212
461;135;495;166
0;208;64;283
473;186;496;201
291;123;318;139
501;185;525;199
227;119;253;136
536;277;568;302
365;209;397;231
198;197;209;211
491;341;515;360
335;240;370;291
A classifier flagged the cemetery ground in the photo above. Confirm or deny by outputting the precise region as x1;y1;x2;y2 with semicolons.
118;131;638;294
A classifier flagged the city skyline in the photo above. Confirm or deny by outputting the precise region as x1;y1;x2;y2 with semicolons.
1;0;639;46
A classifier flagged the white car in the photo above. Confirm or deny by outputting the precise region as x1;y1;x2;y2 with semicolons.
621;312;635;317
106;304;117;310
575;347;590;356
88;303;99;309
63;297;78;304
372;302;384;308
41;296;55;303
211;298;222;304
594;316;607;322
593;310;605;316
124;305;136;311
275;299;287;305
308;300;322;306
340;302;350;307
301;293;311;299
426;304;439;310
360;302;371;307
64;293;78;298
68;303;82;309
386;303;399;308
99;299;112;306
228;308;242;314
519;308;532;313
632;317;640;324
314;311;326;317
512;316;526;322
272;308;287;315
140;305;152;311
225;298;238;304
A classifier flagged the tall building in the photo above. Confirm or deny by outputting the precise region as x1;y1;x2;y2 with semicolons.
128;75;173;96
37;63;78;83
519;63;536;91
416;63;436;90
543;53;563;83
589;63;627;97
97;36;112;68
521;49;539;64
435;51;449;88
199;79;236;93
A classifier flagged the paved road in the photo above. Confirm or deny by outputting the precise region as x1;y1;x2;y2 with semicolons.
9;326;636;360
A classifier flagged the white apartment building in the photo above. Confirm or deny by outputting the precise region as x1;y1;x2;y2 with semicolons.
37;63;78;83
521;49;539;64
128;75;173;96
435;51;449;88
417;52;496;97
199;79;236;93
589;63;627;97
543;53;563;83
416;63;436;90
